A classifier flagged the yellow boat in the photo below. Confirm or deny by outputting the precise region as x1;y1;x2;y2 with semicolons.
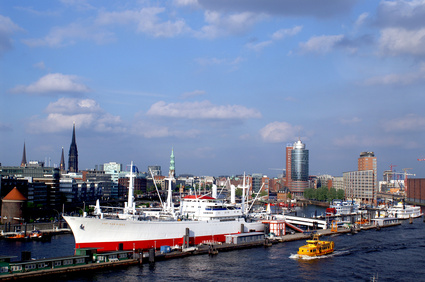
297;234;334;257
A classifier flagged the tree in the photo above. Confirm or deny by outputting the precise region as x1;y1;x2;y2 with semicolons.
336;189;345;200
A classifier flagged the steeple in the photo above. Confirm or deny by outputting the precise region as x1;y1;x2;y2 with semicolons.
169;147;175;178
20;142;27;167
68;123;78;172
60;147;65;172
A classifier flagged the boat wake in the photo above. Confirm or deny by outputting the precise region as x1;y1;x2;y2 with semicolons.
289;250;349;260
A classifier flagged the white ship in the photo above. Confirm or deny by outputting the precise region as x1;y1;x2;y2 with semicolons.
63;163;264;252
328;200;359;216
386;202;423;219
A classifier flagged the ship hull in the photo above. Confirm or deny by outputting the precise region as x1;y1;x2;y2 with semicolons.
64;216;264;252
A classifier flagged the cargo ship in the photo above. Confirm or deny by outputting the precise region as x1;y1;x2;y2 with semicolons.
63;163;264;252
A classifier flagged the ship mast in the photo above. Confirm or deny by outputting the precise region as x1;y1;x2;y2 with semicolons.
125;161;136;214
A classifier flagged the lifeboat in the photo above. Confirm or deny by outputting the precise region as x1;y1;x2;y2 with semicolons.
297;234;334;257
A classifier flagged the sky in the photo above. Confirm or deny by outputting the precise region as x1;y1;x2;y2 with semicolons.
1;0;425;179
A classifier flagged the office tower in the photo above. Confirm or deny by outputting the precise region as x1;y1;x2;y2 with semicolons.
343;152;377;204
289;139;309;196
68;123;78;172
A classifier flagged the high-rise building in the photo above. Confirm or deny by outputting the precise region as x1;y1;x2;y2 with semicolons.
148;165;162;176
288;139;309;196
68;123;78;172
285;144;293;188
343;152;377;204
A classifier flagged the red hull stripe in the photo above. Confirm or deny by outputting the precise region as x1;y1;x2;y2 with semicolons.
76;234;231;252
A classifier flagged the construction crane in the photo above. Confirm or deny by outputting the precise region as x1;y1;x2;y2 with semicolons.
390;168;416;190
418;158;425;161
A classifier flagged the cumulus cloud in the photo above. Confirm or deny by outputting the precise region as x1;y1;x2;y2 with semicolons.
272;26;303;40
146;100;261;119
299;34;344;54
245;40;273;52
259;121;301;143
96;7;190;38
246;25;302;52
27;98;124;134
11;73;90;95
379;27;425;56
0;15;23;56
375;0;425;30
197;11;266;39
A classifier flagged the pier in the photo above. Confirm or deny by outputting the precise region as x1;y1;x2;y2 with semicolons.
0;220;401;280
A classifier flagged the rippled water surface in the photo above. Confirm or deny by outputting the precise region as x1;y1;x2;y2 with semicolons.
2;207;424;281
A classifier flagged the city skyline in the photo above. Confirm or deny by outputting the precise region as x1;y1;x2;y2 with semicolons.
1;1;425;178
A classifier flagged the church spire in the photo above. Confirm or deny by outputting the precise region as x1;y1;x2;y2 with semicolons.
169;147;175;178
68;122;78;172
60;147;65;172
20;142;27;167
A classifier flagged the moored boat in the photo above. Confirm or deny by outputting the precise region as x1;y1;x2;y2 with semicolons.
386;202;423;219
297;234;334;257
63;163;265;252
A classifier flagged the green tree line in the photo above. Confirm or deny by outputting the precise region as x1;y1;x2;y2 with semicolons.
303;187;345;202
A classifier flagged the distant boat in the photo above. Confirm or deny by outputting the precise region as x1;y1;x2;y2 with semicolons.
387;202;423;219
297;234;334;257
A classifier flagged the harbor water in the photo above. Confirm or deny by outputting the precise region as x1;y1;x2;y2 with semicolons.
1;206;425;281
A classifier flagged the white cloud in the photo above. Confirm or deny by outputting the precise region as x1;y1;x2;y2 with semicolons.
146;100;261;119
383;114;425;132
197;11;266;39
272;26;303;40
259;121;301;143
173;0;200;8
246;25;302;52
365;63;425;86
379;27;425;56
299;34;344;54
96;7;190;38
27;98;124;134
23;22;114;47
245;40;272;52
11;73;90;95
355;12;369;27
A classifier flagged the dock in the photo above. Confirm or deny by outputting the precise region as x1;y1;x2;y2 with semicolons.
0;221;401;280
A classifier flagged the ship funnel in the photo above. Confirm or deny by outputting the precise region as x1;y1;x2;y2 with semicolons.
212;184;217;199
231;185;236;204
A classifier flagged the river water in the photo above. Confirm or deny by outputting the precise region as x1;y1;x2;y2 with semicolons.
1;205;425;281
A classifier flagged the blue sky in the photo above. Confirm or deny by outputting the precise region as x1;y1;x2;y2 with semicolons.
1;0;425;179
